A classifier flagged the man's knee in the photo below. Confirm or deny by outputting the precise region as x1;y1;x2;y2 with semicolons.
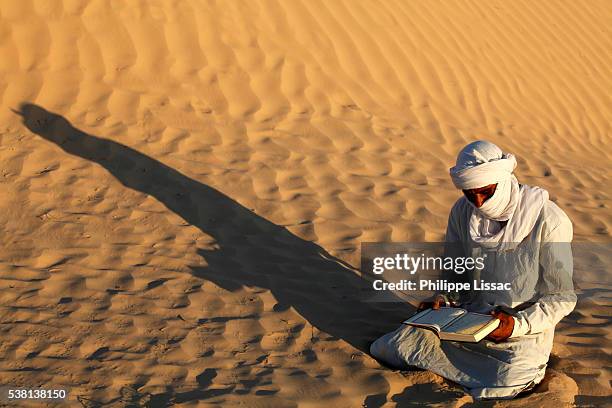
370;332;397;363
369;336;385;359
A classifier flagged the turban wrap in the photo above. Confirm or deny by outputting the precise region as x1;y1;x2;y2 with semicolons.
450;141;517;190
449;141;548;250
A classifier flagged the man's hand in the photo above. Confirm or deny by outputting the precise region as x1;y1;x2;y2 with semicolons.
418;294;449;311
486;310;515;342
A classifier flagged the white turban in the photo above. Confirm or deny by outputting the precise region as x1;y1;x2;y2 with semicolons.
449;141;519;221
449;140;517;190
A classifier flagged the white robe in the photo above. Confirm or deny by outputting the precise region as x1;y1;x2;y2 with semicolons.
370;192;576;399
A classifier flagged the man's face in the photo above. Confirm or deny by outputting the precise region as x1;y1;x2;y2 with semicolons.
462;183;497;208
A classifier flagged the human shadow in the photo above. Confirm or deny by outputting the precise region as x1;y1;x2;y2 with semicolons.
15;103;409;356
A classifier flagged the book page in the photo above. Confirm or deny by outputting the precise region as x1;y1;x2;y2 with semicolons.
442;312;498;336
408;307;466;329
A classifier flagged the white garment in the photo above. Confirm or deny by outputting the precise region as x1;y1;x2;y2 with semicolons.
469;183;548;251
471;175;519;221
370;195;576;399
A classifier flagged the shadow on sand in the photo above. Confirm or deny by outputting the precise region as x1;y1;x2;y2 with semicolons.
16;103;411;406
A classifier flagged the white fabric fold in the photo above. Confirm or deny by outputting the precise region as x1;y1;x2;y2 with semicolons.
469;184;549;250
450;153;517;190
471;174;520;221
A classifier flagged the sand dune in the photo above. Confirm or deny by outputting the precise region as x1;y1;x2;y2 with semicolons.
0;0;610;406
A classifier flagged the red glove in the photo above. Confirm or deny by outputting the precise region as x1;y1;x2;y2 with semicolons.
486;310;515;342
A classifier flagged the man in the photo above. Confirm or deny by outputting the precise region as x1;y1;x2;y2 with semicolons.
369;140;576;399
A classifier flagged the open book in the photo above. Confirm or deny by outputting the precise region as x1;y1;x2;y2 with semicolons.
403;307;500;342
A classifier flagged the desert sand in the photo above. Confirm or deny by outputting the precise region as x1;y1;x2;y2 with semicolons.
0;0;610;406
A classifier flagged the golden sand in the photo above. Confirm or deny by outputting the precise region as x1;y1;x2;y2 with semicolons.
0;1;610;406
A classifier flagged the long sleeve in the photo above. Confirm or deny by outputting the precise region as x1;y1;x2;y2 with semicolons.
510;211;577;337
445;202;463;243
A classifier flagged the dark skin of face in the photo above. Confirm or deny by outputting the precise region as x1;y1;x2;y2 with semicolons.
462;183;497;208
462;183;508;228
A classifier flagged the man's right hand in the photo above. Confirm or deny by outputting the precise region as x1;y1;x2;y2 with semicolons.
417;294;449;311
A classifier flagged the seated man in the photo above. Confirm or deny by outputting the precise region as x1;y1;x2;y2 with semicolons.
369;140;576;399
